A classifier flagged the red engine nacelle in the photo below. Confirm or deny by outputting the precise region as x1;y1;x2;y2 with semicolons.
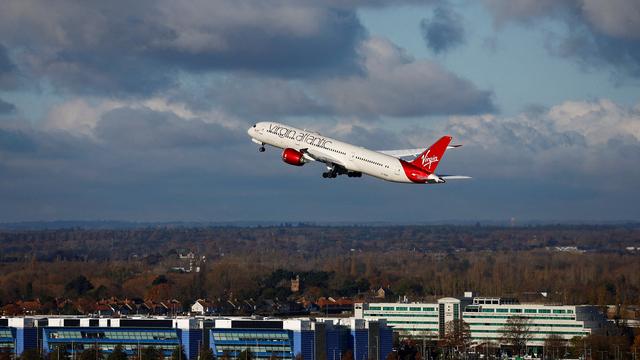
282;148;306;166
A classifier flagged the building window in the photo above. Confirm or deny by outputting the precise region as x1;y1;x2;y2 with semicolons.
525;309;537;313
481;308;495;313
510;309;522;313
496;309;508;313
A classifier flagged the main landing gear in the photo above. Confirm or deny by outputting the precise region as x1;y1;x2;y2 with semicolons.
322;168;361;179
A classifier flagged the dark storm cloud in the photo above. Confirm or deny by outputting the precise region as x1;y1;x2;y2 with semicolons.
0;44;14;74
0;0;368;95
0;98;16;115
0;43;18;89
173;37;496;118
420;6;465;54
483;0;640;79
552;28;640;79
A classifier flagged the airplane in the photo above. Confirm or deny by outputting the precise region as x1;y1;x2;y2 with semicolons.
247;121;471;184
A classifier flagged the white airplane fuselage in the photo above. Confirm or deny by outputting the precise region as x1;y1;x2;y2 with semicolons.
248;122;444;183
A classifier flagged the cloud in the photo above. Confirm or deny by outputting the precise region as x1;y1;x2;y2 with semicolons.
1;97;639;222
94;107;242;150
0;98;16;115
437;99;640;187
0;43;18;89
420;6;466;54
0;0;370;95
0;127;37;153
172;37;495;118
203;77;332;118
318;37;495;117
0;44;12;73
482;0;640;79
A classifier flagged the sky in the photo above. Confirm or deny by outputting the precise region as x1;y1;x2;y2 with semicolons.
0;0;639;223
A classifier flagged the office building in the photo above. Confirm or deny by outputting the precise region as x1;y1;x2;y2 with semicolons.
0;317;38;355
0;316;392;360
355;294;606;348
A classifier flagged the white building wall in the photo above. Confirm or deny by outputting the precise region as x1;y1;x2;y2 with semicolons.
463;303;593;346
355;298;605;347
356;302;440;338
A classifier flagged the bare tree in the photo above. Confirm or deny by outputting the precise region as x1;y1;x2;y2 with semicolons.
439;319;472;358
500;316;532;355
544;334;566;360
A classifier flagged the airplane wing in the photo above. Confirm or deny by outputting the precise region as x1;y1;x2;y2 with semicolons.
378;145;462;158
300;148;347;168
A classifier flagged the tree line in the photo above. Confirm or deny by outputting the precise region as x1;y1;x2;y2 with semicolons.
1;225;639;309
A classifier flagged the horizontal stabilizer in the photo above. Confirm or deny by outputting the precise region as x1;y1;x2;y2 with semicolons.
438;175;472;180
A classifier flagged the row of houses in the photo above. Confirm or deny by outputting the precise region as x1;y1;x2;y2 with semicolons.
191;297;355;315
1;296;357;317
1;298;183;317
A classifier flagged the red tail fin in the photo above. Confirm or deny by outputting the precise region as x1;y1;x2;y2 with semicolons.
410;136;452;173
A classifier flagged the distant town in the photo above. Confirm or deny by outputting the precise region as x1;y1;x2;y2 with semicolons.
1;224;639;359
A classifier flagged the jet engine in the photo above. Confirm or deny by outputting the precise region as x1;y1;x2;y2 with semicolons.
281;148;306;166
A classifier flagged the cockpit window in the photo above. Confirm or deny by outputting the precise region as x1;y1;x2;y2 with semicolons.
253;124;257;128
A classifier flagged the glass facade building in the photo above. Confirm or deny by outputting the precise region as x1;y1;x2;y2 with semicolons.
1;316;391;360
209;318;392;360
210;328;294;359
43;328;182;357
0;326;15;354
0;318;38;356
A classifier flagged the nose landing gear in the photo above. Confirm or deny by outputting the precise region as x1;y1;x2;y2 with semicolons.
258;146;265;152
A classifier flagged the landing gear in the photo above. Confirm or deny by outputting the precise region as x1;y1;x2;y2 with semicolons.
258;146;265;152
322;165;353;179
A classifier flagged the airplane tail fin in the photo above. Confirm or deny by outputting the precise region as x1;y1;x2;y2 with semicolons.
410;136;452;173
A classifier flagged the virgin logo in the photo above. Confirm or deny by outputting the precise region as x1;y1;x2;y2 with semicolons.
420;150;439;169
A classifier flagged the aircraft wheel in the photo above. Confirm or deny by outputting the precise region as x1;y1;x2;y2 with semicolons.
258;146;265;152
322;172;328;178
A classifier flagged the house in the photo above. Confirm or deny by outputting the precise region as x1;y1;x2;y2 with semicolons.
191;299;216;315
95;304;115;317
314;297;355;314
18;299;43;315
291;275;300;292
162;299;183;315
375;287;393;299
